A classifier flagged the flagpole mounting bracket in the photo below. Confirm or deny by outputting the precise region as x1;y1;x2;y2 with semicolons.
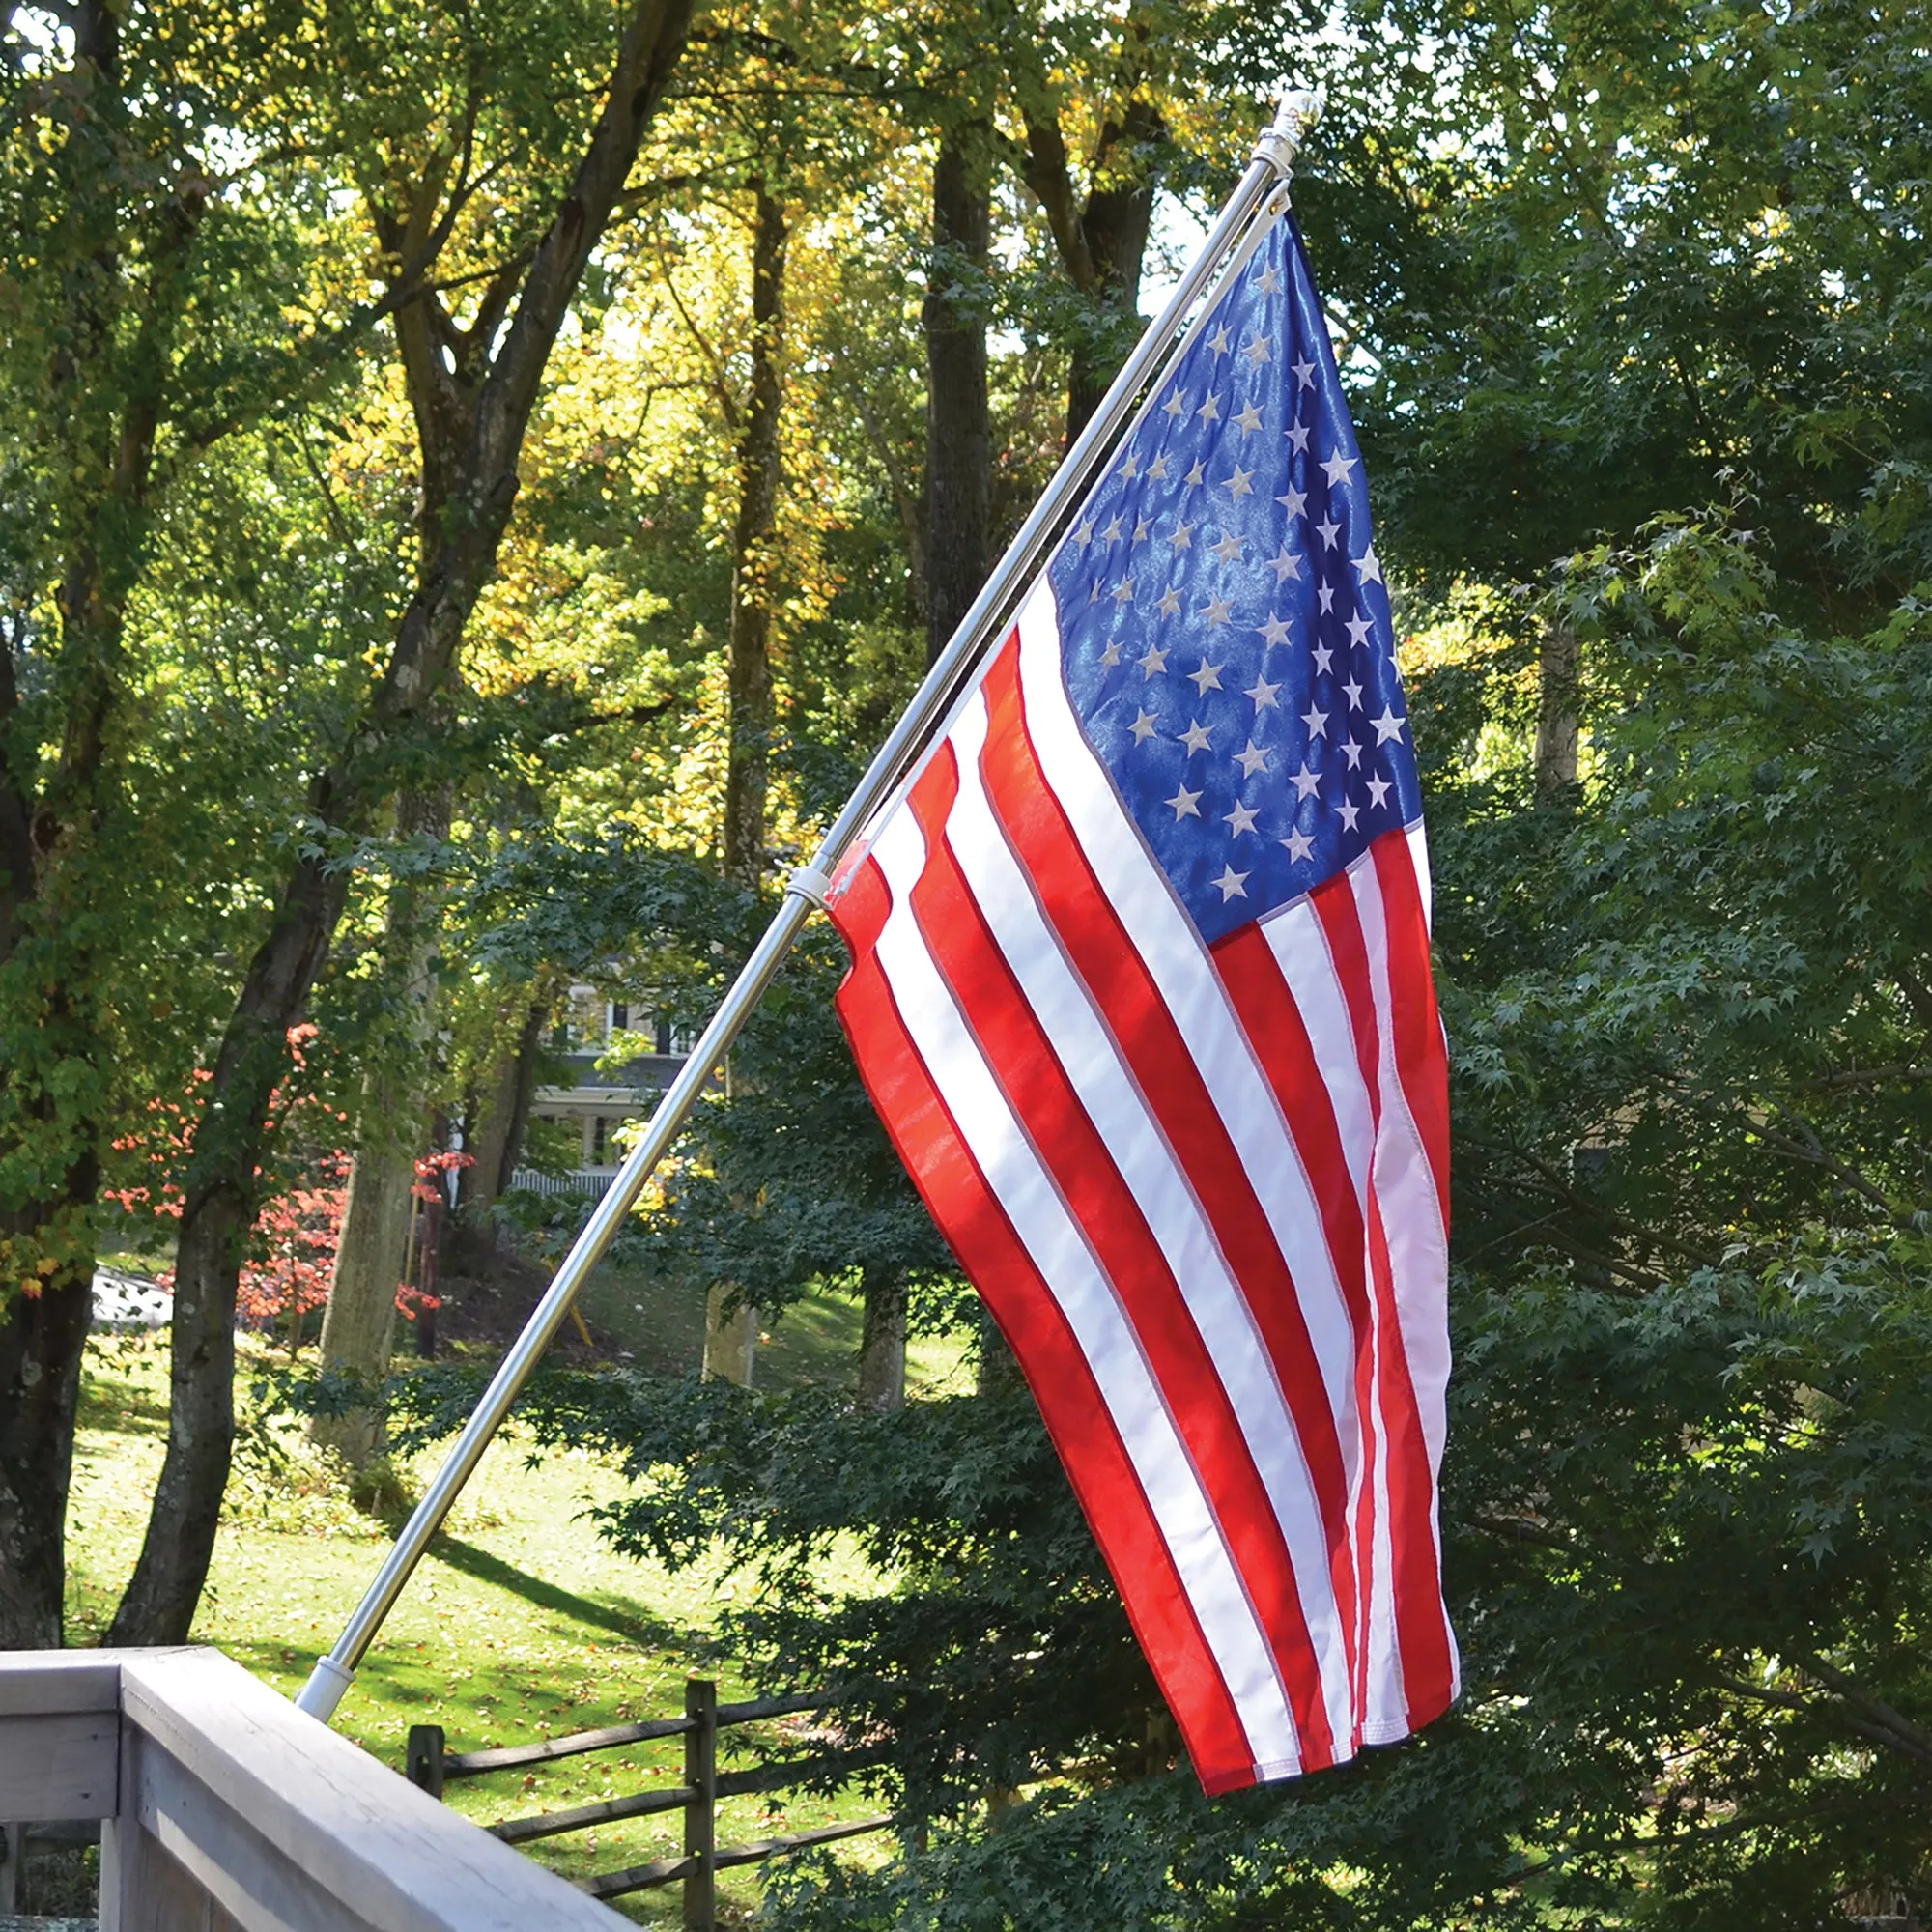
1254;88;1324;180
787;864;833;909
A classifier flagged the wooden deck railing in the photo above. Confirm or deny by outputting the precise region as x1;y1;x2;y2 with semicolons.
406;1679;891;1928
0;1647;628;1931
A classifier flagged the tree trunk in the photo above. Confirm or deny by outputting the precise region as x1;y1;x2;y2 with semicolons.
311;1151;412;1467
458;992;548;1231
721;183;787;888
1535;621;1580;795
0;1262;93;1648
701;1286;757;1385
312;789;446;1470
923;127;991;670
707;184;788;1387
103;0;694;1646
106;856;348;1644
1016;90;1163;443
496;997;548;1196
1064;162;1156;442
857;1266;907;1409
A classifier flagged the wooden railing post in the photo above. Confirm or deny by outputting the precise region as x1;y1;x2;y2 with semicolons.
682;1679;717;1931
407;1723;446;1798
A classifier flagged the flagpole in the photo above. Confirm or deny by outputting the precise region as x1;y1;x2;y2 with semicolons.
294;86;1323;1725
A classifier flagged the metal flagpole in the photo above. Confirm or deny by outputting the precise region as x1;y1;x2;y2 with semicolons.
295;85;1324;1724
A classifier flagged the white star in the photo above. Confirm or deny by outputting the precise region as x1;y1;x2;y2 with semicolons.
1145;452;1170;481
1166;783;1203;820
1292;760;1321;801
1233;399;1264;435
1223;465;1255;499
1201;593;1233;626
1235;740;1269;778
1311;642;1333;673
1116;451;1139;480
1318;582;1336;613
1316;515;1341;550
1353;545;1384;587
1283;827;1315;863
1098;640;1122;668
1292;356;1317;389
1245;672;1280;710
1346;612;1374;650
1266;545;1301;583
1154;586;1181;618
1210;530;1243;564
1162;388;1186;418
1242;335;1271;369
1179;718;1212;754
1213;864;1249;901
1341;737;1364;769
1367;775;1392;809
1257;611;1290;648
1255;264;1281;295
1370;705;1405;744
1344;679;1363;710
1088;582;1101;603
1137;641;1168;676
1184;459;1207;487
1110;577;1135;605
1276;483;1308;518
1286;422;1311;452
1129;708;1158;743
1225;799;1260;836
1336;798;1360;832
1169;520;1194;552
1101;513;1124;542
1188;660;1224;695
1321;450;1358;489
1208;323;1233;357
1302;704;1329;738
1132;516;1152;545
1070;519;1094;547
1196;391;1222;424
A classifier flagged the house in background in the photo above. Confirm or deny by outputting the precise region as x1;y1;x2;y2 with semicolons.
511;987;694;1195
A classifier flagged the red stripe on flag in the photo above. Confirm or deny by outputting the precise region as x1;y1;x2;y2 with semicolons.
900;743;1334;1764
829;856;1260;1790
1372;836;1450;1228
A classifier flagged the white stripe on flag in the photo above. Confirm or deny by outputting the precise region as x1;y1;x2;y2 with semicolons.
866;806;1304;1773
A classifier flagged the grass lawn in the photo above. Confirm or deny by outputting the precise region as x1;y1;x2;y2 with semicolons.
68;1268;967;1923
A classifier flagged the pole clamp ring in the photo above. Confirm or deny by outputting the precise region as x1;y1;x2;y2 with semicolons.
787;864;833;909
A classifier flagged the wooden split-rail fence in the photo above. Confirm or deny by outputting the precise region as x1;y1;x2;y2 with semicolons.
405;1680;890;1928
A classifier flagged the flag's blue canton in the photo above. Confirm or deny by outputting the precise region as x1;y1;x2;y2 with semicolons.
1049;213;1418;947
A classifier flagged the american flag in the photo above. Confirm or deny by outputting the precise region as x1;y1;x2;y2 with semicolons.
825;208;1457;1795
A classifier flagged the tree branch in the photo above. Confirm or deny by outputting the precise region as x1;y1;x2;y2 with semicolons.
651;235;738;428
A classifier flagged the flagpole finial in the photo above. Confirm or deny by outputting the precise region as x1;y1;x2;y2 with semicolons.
1253;87;1324;179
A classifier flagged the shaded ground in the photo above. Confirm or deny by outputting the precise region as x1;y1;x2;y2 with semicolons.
65;1255;966;1923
